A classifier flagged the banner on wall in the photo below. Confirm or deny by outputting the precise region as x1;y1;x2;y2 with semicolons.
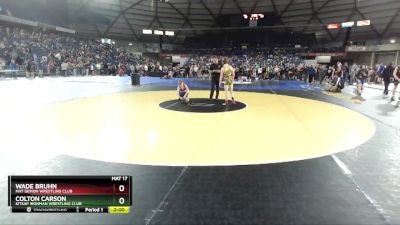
301;52;347;57
347;46;367;52
172;55;180;63
316;56;331;64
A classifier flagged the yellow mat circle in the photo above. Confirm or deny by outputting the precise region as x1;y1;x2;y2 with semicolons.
0;91;375;166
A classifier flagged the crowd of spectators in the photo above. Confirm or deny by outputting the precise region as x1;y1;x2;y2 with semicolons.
0;24;315;81
172;49;303;81
2;24;396;94
0;25;162;78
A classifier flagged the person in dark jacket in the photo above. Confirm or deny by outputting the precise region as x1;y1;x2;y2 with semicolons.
26;60;33;79
383;63;394;95
209;58;221;100
307;66;317;83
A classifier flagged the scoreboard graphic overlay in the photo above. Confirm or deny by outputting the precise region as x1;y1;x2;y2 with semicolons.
8;176;132;213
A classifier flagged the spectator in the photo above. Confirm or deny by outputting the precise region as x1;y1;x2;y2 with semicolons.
26;60;33;78
367;66;375;84
61;61;68;76
383;63;394;95
307;65;316;83
350;63;359;85
355;65;368;97
10;59;17;79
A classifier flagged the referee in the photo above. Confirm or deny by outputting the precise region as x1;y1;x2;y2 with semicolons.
210;58;221;99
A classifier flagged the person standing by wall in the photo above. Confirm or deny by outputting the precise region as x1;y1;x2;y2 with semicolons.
350;63;359;85
355;65;368;97
193;64;199;78
307;65;316;83
96;62;102;75
382;63;394;95
10;59;17;79
61;61;68;77
377;63;385;84
37;59;44;78
25;60;33;79
367;66;375;84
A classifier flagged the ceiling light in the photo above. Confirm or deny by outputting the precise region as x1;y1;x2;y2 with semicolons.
341;21;354;28
165;31;174;36
142;29;152;34
327;23;339;29
154;30;164;35
357;20;371;27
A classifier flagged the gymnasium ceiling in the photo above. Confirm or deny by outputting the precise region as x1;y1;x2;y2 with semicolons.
66;0;400;43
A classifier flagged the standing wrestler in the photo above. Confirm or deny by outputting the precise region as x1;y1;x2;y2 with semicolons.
391;65;400;101
219;58;236;105
209;57;221;100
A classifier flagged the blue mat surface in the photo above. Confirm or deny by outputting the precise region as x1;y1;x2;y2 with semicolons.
140;77;323;91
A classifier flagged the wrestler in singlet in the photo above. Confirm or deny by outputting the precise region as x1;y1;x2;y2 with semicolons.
177;80;190;104
219;58;236;105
